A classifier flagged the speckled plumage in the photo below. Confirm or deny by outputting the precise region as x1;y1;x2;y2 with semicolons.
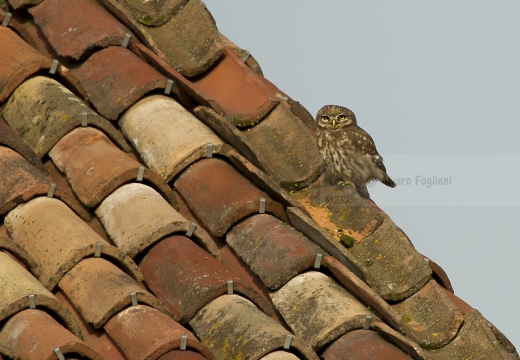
316;105;396;191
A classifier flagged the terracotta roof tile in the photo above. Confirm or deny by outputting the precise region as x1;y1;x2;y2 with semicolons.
391;279;463;349
2;76;130;157
189;294;318;360
29;0;131;60
260;352;301;360
99;0;223;76
4;196;142;290
0;251;82;338
119;95;226;182
226;214;325;290
0;236;38;270
348;218;432;301
0;309;102;359
96;183;218;258
104;305;215;360
139;235;272;323
0;26;52;102
0;146;50;215
72;46;168;120
157;351;210;360
271;271;372;351
49;126;175;207
58;257;168;329
321;330;413;360
55;289;127;360
0;116;45;173
175;158;287;237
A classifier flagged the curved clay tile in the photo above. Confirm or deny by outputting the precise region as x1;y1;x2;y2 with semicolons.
195;105;322;190
175;158;287;237
0;252;82;338
72;46;169;120
391;279;463;349
98;0;223;76
6;0;42;9
4;196;143;290
104;305;215;360
0;116;45;173
0;27;52;102
189;294;318;360
29;0;132;60
2;76;130;157
49;126;175;208
271;271;373;351
0;236;38;270
59;257;169;329
139;235;273;324
226;214;325;290
0;146;51;215
96;183;218;259
321;330;414;360
0;309;103;359
119;95;226;182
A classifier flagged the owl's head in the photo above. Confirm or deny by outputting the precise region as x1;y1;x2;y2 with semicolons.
316;105;357;129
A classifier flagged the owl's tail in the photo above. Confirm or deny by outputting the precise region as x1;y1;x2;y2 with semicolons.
382;175;397;188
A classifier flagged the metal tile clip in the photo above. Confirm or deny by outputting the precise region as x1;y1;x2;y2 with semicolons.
47;182;56;198
314;253;323;269
1;12;12;27
28;294;36;309
206;142;213;158
259;198;266;214
227;279;233;294
54;348;65;360
81;112;88;127
94;242;103;257
130;291;138;306
185;222;196;237
136;166;145;182
180;334;188;350
121;33;131;48
283;334;293;349
364;313;372;330
164;79;174;95
49;59;59;75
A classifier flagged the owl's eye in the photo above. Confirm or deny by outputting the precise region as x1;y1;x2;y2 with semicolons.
338;114;347;121
321;115;330;122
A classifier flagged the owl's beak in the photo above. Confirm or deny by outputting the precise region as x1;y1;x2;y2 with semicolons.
332;119;337;127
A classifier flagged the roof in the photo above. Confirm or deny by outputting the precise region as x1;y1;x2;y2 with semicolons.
0;0;518;359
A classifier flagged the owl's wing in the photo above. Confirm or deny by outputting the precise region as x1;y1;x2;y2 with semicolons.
350;127;388;173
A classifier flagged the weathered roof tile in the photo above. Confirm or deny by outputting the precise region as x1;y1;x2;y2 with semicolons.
0;146;50;215
2;76;130;157
73;46;168;120
226;214;325;290
271;271;371;351
49;126;175;207
96;183;218;258
0;26;52;101
138;235;272;323
104;305;215;360
58;257;168;329
0;251;82;337
0;309;103;359
321;330;413;360
5;196;143;290
391;279;463;349
119;95;226;182
175;158;287;237
99;0;223;76
29;0;131;60
190;294;319;360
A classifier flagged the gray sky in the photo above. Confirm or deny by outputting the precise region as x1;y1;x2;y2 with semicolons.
204;1;520;347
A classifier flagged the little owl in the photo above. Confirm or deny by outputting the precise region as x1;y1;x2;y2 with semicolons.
316;105;396;193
